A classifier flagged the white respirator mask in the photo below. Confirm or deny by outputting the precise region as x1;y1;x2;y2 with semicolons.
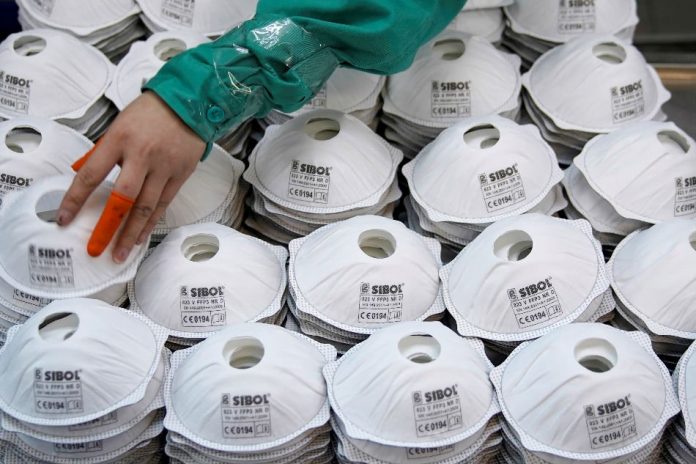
163;323;336;452
0;299;167;427
0;175;146;299
491;323;679;463
442;214;611;342
130;223;287;339
383;32;521;129
17;0;140;36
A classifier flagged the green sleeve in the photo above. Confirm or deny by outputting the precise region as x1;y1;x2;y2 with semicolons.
143;0;465;153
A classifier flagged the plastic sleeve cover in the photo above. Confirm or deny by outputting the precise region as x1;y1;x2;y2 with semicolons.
144;0;466;153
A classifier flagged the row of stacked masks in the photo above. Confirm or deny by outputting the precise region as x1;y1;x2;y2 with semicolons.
1;0;696;462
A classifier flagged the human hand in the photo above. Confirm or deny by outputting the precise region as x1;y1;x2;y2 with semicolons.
58;91;206;263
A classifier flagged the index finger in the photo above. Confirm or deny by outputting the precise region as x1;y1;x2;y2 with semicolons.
57;139;121;227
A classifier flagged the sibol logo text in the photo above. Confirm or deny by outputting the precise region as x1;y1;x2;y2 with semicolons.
566;0;594;7
488;164;519;183
439;81;471;92
423;384;459;403
291;160;331;176
231;394;270;406
682;176;696;188
0;71;32;88
369;284;404;295
29;246;72;259
518;278;553;298
41;370;82;382
619;80;642;96
597;395;631;416
0;173;32;186
182;286;225;298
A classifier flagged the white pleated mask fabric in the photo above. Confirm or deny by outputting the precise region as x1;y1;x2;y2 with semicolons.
442;214;609;342
675;341;696;448
563;164;648;236
505;0;637;43
0;117;91;209
0;175;147;299
244;110;402;214
491;323;679;461
155;144;244;233
164;323;336;450
609;219;696;339
276;67;384;117
130;223;287;337
136;0;257;37
0;299;166;426
523;36;670;133
575;122;696;224
383;32;521;128
446;8;505;43
0;29;114;121
17;0;140;36
106;31;209;110
324;321;499;447
403;115;563;224
289;215;444;332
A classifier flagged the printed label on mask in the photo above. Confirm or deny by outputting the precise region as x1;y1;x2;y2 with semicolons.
479;164;526;213
610;80;645;124
674;176;696;217
221;393;272;439
507;277;563;329
68;411;118;431
406;445;456;460
287;160;331;204
584;395;637;449
557;0;596;34
53;441;104;454
179;285;227;328
0;71;32;115
28;0;55;15
28;245;75;289
308;86;328;109
12;289;51;308
412;384;463;437
33;368;84;414
161;0;195;27
431;80;472;119
0;173;33;207
358;282;404;324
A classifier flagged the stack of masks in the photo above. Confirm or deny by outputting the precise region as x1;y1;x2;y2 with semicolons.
564;122;696;252
446;0;513;43
129;223;288;350
16;0;146;61
0;299;169;463
668;341;696;463
325;322;503;464
441;214;614;362
262;68;384;131
0;175;147;345
287;216;445;353
149;144;246;244
163;323;336;464
502;0;639;68
403;115;566;256
608;220;696;371
492;323;679;463
381;31;522;159
522;36;671;163
244;110;402;244
0;29;117;140
136;0;258;37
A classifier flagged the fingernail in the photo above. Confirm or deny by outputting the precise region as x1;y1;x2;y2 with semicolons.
113;248;129;264
56;211;72;226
